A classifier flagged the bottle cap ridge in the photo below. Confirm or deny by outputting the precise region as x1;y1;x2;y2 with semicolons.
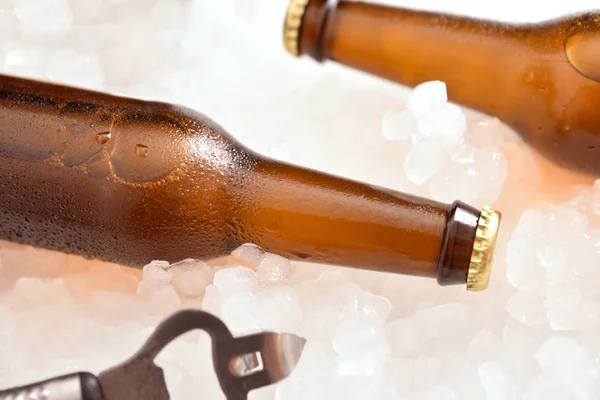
467;205;502;292
283;0;310;56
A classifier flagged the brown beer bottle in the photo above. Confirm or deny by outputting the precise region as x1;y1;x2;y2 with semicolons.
0;74;499;291
283;0;600;175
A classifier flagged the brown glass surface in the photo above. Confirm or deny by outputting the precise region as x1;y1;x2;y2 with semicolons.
297;0;600;175
0;74;479;284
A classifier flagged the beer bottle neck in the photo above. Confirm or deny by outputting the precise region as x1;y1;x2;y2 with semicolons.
232;156;483;287
287;0;530;118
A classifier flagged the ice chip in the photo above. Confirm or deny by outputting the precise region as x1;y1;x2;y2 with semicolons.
523;374;577;400
506;236;542;292
47;48;105;90
359;291;392;325
416;303;469;338
332;319;390;376
381;109;416;141
257;286;303;331
170;259;213;299
425;385;459;400
201;285;221;316
414;356;444;389
537;246;568;285
478;361;516;400
536;335;600;399
4;48;42;71
15;0;73;37
418;103;467;148
142;285;182;317
385;318;421;357
141;260;172;287
468;330;500;362
256;253;292;285
507;291;546;326
68;0;102;22
466;118;504;149
220;292;261;334
406;81;448;119
404;138;443;185
545;289;598;331
212;266;259;294
231;243;265;269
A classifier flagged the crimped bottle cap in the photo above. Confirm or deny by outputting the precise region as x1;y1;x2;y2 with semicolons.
467;206;501;292
283;0;310;56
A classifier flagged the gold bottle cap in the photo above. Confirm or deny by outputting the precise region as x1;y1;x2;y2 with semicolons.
467;205;501;292
283;0;309;56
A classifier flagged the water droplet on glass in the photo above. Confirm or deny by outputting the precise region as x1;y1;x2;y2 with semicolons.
524;71;535;82
95;131;111;145
134;144;149;157
566;24;600;83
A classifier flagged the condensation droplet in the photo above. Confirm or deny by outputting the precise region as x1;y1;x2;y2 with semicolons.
565;24;600;83
95;131;111;145
134;144;149;157
524;71;535;82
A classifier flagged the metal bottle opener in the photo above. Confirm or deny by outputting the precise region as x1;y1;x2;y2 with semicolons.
0;309;307;400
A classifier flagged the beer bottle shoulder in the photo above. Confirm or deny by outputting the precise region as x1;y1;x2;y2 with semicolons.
285;1;600;174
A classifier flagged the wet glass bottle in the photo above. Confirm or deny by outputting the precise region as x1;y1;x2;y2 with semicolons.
0;74;499;291
283;0;600;175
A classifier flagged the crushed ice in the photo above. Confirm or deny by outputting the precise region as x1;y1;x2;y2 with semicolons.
0;0;598;399
381;81;508;207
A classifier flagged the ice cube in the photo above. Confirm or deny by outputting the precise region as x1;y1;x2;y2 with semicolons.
418;103;466;148
478;361;516;400
359;291;392;325
47;48;105;90
385;357;413;393
414;356;444;389
547;207;588;237
15;0;73;37
506;236;542;292
406;81;448;119
219;292;261;334
256;253;292;286
523;375;577;400
537;246;568;285
141;260;172;287
404;139;443;185
385;317;421;357
536;335;600;399
201;285;222;316
332;319;390;376
507;291;546;326
416;303;469;339
545;289;599;331
499;328;539;380
4;48;42;71
468;330;501;362
140;285;182;317
466;118;504;149
170;259;213;299
68;0;102;22
381;109;416;141
424;385;459;400
456;364;487;399
212;266;259;294
231;243;265;269
257;286;303;331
